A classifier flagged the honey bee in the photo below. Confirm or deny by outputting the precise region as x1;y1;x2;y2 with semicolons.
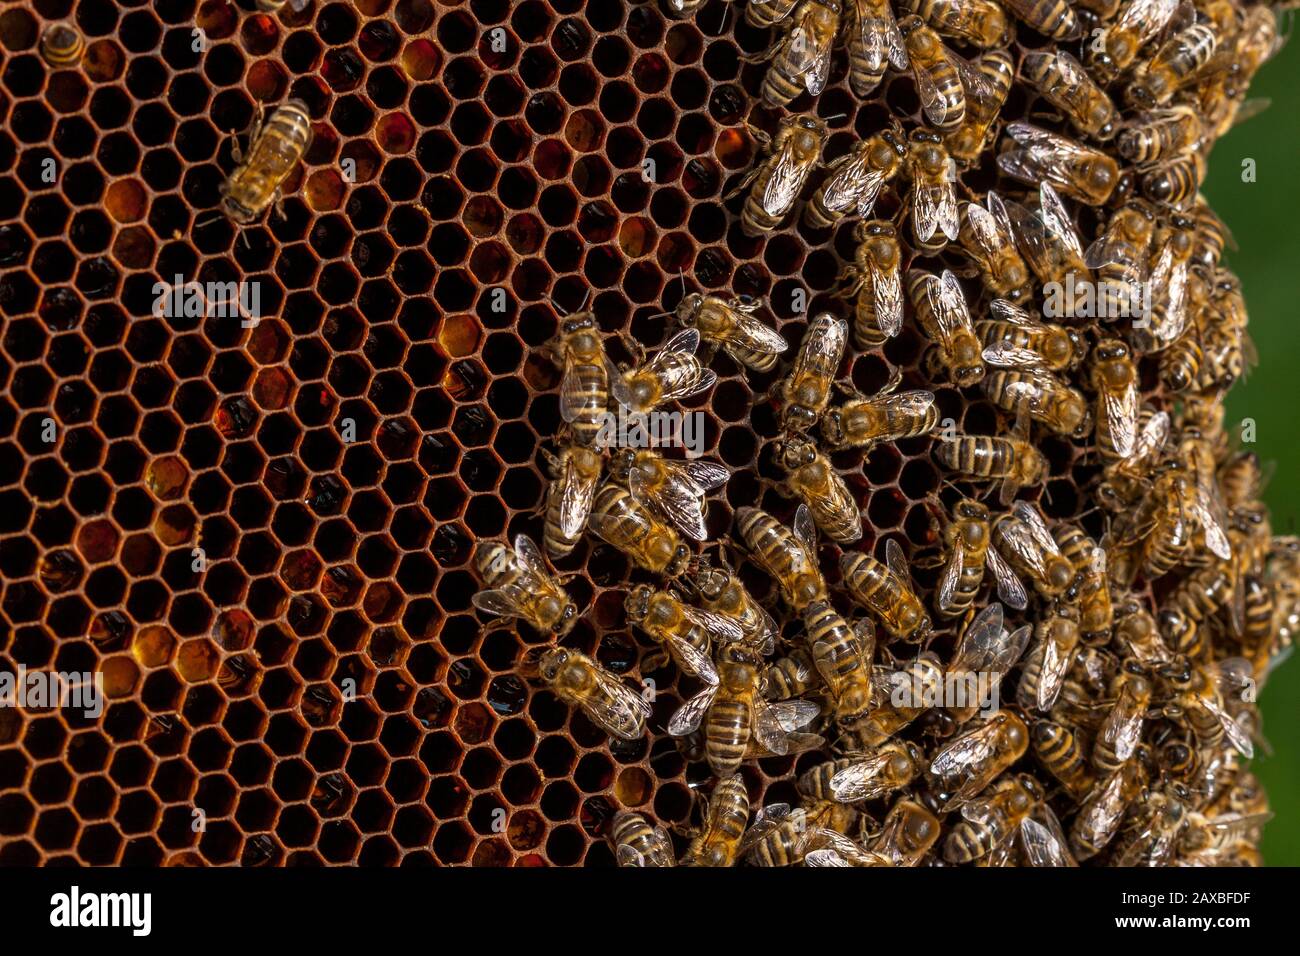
739;802;856;866
900;0;1010;47
948;601;1033;722
39;22;84;67
610;448;727;541
1157;657;1255;758
840;538;932;642
746;0;803;27
664;0;708;16
669;645;821;775
1093;663;1154;772
219;100;312;224
1031;718;1096;799
1116;106;1203;166
820;374;938;450
1110;783;1190;866
541;442;603;558
906;130;960;252
906;269;983;387
1127;23;1219;109
978;298;1084;372
804;602;876;720
750;0;840;107
1140;149;1206;211
624;583;740;680
1017;602;1082;712
684;550;779;653
730;115;828;237
1189;196;1233;271
840;220;905;347
985;366;1091;438
772;434;862;543
945;49;1015;164
735;503;827;612
1020;50;1117;140
1219;451;1270;511
538;647;650;741
1070;757;1149;860
804;126;909;228
611;810;675;866
1055;525;1113;644
997;123;1120;206
1084;201;1156;316
679;774;751;867
992;502;1076;600
1000;183;1091;292
999;0;1081;40
871;799;942;865
944;773;1044;864
776;312;848;432
590;482;692;577
609;328;716;416
1098;408;1171;509
897;16;966;132
927;710;1029;811
1137;222;1195;353
814;740;925;803
933;432;1048;508
841;652;944;747
761;647;820;700
546;313;612;447
935;498;992;617
958;195;1033;303
473;534;578;635
674;293;788;373
1089;339;1141;461
843;0;910;95
1084;0;1182;84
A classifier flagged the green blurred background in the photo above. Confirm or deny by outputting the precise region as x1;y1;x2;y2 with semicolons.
1202;30;1299;866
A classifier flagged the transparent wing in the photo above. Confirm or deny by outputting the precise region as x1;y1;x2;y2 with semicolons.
848;0;890;73
1132;410;1170;464
785;13;834;95
913;181;942;243
762;139;810;217
935;544;966;614
753;700;792;756
829;751;894;802
869;255;904;337
930;270;972;341
737;802;792;857
1037;182;1084;259
793;503;818;554
964;203;1005;261
1099;688;1145;764
1102;379;1139;460
730;312;788;354
820;153;885;217
885;537;910;583
471;586;527;619
604;356;635;410
766;698;820;732
681;604;747;644
557;456;599;538
1189;489;1232;560
1114;0;1180;45
1012;501;1062;557
669;637;719;685
987;546;1029;611
989;298;1036;328
1035;626;1075;711
804;848;851;867
1020;812;1077;867
929;722;998;777
684;459;729;491
631;466;709;540
668;687;716;736
983;343;1049;369
588;671;652;740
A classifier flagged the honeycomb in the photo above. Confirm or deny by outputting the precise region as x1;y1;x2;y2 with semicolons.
0;0;1285;866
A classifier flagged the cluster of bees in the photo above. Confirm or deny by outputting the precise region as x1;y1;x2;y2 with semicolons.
468;0;1297;867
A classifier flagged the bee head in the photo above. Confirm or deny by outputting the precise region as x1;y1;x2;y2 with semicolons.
537;647;568;681
624;584;653;623
783;404;818;433
676;293;704;322
666;543;692;579
555;600;579;635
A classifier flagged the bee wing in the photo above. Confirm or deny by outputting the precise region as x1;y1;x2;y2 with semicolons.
847;0;891;73
683;460;729;491
793;502;819;554
766;698;821;732
1101;385;1140;461
1036;628;1075;711
964;202;1005;260
877;391;938;439
1197;811;1274;843
603;355;636;410
935;544;965;615
1082;234;1119;270
829;753;892;802
1020;812;1077;867
1213;656;1256;698
588;670;652;741
632;465;709;540
762;138;810;218
471;586;528;619
1133;410;1171;464
589;500;654;545
996;516;1050;583
753;700;793;756
1000;196;1057;280
1011;501;1062;557
1115;0;1180;44
1157;259;1190;347
912;181;943;243
884;537;910;583
1050;49;1089;92
929;270;972;341
983;343;1049;369
1099;689;1145;764
737;803;791;857
1036;182;1085;260
1189;487;1232;561
821;153;885;218
1202;693;1255;758
668;686;717;736
868;253;904;337
728;312;788;355
912;55;962;131
562;355;610;421
681;604;746;644
803;848;852;867
787;13;835;95
986;546;1029;611
557;455;599;539
929;722;998;778
668;637;719;685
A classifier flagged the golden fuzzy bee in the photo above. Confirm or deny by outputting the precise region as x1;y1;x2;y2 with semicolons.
623;583;739;680
772;434;862;543
899;0;1010;47
811;740;924;803
589;482;691;577
944;773;1044;864
1017;602;1083;712
738;801;858;867
684;550;779;654
608;328;716;416
538;647;650;741
219;99;312;224
1083;0;1182;84
840;220;905;347
679;774;750;867
958;195;1033;304
1070;756;1149;860
897;16;967;132
927;710;1029;811
803;601;876;720
1089;338;1141;461
1140;150;1205;211
610;810;675;866
1157;657;1255;758
735;503;827;612
1084;200;1156;316
748;0;840;107
1098;407;1171;509
673;293;787;372
906;129;960;250
1127;22;1219;109
933;432;1047;504
820;374;938;450
776;312;848;432
979;299;1084;375
1092;662;1154;772
841;651;944;747
1116;106;1203;166
1137;219;1195;352
999;183;1091;293
997;123;1120;206
473;534;578;635
945;602;1034;723
40;21;84;67
545;312;611;448
871;799;942;865
992;501;1076;600
906;269;983;387
1031;718;1095;799
610;448;727;541
842;0;910;96
936;499;1028;616
945;49;1014;163
761;647;820;700
1054;524;1113;643
999;0;1080;40
730;115;828;237
804;126;908;228
669;645;821;776
541;442;603;558
984;365;1091;438
1020;50;1117;140
840;538;931;642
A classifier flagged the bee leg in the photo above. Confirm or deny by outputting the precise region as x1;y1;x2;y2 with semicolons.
722;166;760;202
738;39;781;65
616;330;647;367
